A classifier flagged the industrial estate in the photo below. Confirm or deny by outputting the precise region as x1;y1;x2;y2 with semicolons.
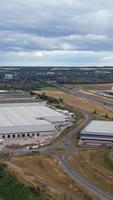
0;101;73;148
80;120;113;146
1;0;113;199
0;67;113;200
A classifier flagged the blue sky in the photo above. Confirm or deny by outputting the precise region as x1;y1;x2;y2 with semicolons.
1;0;113;66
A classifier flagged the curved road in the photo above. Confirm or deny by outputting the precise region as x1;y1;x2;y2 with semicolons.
50;109;113;200
11;86;113;199
57;153;113;200
47;83;113;199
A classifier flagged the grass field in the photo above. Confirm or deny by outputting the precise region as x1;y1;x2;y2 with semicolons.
0;162;50;200
69;148;113;196
65;83;113;91
34;90;113;119
11;155;101;200
39;86;58;91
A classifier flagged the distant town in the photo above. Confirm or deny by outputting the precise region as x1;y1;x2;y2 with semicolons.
0;66;113;91
0;66;113;200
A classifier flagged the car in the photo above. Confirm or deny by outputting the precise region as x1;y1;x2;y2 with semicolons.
64;143;68;146
26;145;39;150
26;146;32;150
50;152;54;154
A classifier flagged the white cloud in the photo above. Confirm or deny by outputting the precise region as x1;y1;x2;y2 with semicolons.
0;0;113;65
102;56;113;61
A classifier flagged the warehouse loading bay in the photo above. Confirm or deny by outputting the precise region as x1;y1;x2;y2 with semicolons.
79;120;113;147
0;102;75;150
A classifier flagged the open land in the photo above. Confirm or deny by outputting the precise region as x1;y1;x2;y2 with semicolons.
65;83;113;91
0;158;51;200
69;148;113;196
0;84;113;200
10;154;101;200
34;90;113;119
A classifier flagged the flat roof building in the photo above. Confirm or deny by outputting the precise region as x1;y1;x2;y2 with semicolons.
0;102;68;140
80;120;113;145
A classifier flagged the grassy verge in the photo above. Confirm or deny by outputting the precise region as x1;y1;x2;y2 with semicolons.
11;154;101;200
53;121;79;144
69;148;113;196
53;114;84;145
49;147;68;153
103;150;113;171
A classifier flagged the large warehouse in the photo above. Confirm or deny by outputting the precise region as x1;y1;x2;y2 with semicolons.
80;120;113;145
0;102;69;140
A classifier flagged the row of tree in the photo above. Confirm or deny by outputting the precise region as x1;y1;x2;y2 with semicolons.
36;92;64;104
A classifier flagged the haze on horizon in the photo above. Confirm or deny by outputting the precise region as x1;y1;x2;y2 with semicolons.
0;0;113;67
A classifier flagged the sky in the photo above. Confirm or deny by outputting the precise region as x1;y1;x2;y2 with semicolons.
0;0;113;66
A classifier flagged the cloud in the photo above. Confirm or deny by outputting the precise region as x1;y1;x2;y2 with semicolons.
102;56;113;61
0;31;112;53
0;0;113;65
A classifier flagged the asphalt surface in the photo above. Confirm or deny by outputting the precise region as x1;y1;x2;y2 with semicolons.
53;83;113;110
9;85;113;199
109;151;113;162
57;154;113;200
51;110;113;200
78;92;113;110
44;83;113;199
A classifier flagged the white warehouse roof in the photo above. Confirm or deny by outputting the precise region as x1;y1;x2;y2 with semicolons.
0;102;66;135
81;120;113;136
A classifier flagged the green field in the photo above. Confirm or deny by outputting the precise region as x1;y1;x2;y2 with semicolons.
0;163;51;200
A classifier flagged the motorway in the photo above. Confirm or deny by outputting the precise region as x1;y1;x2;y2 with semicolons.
78;92;113;110
44;84;113;199
10;85;113;199
52;83;113;110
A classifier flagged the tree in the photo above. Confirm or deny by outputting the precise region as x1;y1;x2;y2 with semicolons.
104;113;109;118
59;98;64;103
93;109;97;114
